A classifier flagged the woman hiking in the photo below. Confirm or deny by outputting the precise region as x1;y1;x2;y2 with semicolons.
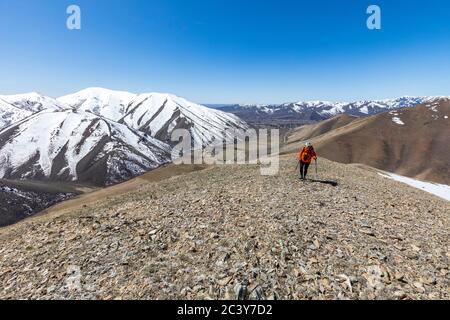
298;142;317;180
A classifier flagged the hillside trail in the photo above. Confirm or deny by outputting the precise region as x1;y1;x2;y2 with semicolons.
0;155;449;300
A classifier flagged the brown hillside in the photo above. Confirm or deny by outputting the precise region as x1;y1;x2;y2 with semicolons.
284;99;450;184
284;114;359;144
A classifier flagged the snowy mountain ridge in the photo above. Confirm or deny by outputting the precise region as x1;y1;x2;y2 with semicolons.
216;96;449;125
59;88;248;145
0;88;249;185
242;96;444;116
0;109;171;185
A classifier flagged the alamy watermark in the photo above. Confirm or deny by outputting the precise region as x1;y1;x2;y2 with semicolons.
367;5;381;30
170;128;280;176
60;4;380;178
63;265;96;293
65;5;381;31
66;5;81;30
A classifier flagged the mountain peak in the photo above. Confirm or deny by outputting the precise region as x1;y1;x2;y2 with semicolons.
74;86;134;95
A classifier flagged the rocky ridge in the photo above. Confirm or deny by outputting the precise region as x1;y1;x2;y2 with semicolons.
0;156;448;300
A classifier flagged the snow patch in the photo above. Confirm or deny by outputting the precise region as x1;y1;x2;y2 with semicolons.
429;106;438;112
359;106;369;114
392;117;405;125
379;172;450;202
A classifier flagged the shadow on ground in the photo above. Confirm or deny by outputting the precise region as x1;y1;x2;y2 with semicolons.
309;179;339;187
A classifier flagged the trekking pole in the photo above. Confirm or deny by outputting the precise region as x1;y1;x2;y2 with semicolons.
294;160;299;173
315;159;318;179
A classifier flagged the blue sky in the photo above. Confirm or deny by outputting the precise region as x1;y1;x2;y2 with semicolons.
0;0;449;103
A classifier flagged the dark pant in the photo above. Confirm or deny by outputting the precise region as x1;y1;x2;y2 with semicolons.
300;161;310;179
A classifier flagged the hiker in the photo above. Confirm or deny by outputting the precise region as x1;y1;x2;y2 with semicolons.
297;142;317;180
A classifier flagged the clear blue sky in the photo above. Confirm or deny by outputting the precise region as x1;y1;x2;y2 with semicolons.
1;0;450;103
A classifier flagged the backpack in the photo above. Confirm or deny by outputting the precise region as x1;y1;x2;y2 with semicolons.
301;147;312;163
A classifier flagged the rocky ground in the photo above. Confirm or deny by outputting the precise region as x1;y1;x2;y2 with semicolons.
0;156;449;300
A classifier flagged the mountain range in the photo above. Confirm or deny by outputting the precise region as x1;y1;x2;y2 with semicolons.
2;89;448;186
215;96;446;126
0;88;248;186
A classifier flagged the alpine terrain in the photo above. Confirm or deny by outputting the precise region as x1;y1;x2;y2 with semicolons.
0;92;67;113
0;88;448;301
2;0;450;304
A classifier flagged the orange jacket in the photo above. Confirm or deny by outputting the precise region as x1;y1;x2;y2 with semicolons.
298;146;317;164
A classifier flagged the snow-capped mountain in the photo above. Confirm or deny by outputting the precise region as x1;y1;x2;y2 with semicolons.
217;96;444;126
0;98;32;128
59;88;248;145
121;93;249;145
0;109;171;186
0;87;249;185
292;96;432;117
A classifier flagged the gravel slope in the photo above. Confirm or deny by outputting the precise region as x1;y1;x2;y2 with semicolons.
0;156;449;300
